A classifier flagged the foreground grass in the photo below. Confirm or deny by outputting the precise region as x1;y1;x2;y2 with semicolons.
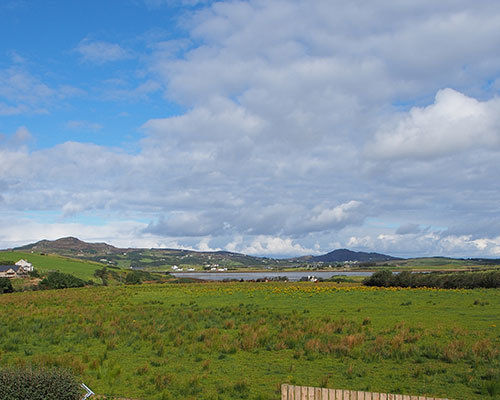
0;251;107;281
0;282;498;399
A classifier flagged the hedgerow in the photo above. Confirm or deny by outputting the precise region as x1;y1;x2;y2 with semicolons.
363;270;500;289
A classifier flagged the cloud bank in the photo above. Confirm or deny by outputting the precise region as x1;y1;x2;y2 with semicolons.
1;0;500;257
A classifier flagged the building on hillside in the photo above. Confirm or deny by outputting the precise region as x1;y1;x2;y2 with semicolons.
15;259;33;272
0;265;27;278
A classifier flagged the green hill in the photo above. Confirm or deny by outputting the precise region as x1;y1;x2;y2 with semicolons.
0;251;109;281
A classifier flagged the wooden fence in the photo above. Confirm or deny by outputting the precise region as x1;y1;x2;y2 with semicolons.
281;384;451;400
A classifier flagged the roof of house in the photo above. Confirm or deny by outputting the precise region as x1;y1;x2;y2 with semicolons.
0;265;20;272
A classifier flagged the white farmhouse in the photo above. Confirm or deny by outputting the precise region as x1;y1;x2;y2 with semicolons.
15;259;33;272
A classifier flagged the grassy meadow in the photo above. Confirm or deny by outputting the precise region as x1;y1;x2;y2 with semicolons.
0;282;498;400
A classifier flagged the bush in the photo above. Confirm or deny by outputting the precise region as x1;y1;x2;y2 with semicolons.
28;268;41;278
364;270;500;289
39;271;85;290
363;270;393;287
0;277;14;294
0;366;82;400
125;271;143;285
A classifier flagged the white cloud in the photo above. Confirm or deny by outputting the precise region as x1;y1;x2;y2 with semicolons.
396;223;423;235
0;66;80;115
0;126;33;148
0;216;149;250
234;235;318;257
76;39;131;64
370;89;500;159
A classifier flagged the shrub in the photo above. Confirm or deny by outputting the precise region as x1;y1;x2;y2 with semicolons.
28;268;41;278
125;270;143;284
0;277;14;294
39;271;85;290
0;366;82;400
364;270;500;289
363;270;393;287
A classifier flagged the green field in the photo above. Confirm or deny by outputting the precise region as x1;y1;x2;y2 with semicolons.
0;283;498;399
0;251;107;281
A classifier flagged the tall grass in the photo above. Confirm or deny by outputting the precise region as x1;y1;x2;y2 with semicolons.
0;282;497;399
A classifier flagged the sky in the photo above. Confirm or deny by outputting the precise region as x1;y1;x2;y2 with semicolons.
1;0;500;258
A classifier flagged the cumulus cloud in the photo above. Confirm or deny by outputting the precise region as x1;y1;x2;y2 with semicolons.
76;39;131;64
396;223;423;235
345;230;500;258
370;89;500;159
145;212;224;237
229;235;318;257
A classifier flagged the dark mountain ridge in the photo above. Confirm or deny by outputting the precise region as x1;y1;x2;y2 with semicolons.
311;248;400;263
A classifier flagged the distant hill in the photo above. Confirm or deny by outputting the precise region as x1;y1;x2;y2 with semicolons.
311;248;399;263
13;237;275;270
15;237;120;254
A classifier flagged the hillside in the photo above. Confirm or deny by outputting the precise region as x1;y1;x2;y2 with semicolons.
0;250;107;281
15;236;120;254
311;248;399;263
12;237;497;272
13;237;276;270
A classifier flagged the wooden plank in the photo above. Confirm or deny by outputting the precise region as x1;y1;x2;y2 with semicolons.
280;386;453;400
301;385;308;400
282;384;288;400
295;384;301;400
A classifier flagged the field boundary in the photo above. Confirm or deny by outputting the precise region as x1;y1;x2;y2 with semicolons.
281;384;452;400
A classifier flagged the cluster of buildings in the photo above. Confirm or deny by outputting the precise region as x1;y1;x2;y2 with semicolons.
0;259;34;278
171;265;195;272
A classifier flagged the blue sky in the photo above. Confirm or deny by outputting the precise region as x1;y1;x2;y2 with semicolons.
0;0;190;148
1;0;500;257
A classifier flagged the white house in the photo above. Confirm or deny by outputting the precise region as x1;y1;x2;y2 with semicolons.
15;259;33;272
